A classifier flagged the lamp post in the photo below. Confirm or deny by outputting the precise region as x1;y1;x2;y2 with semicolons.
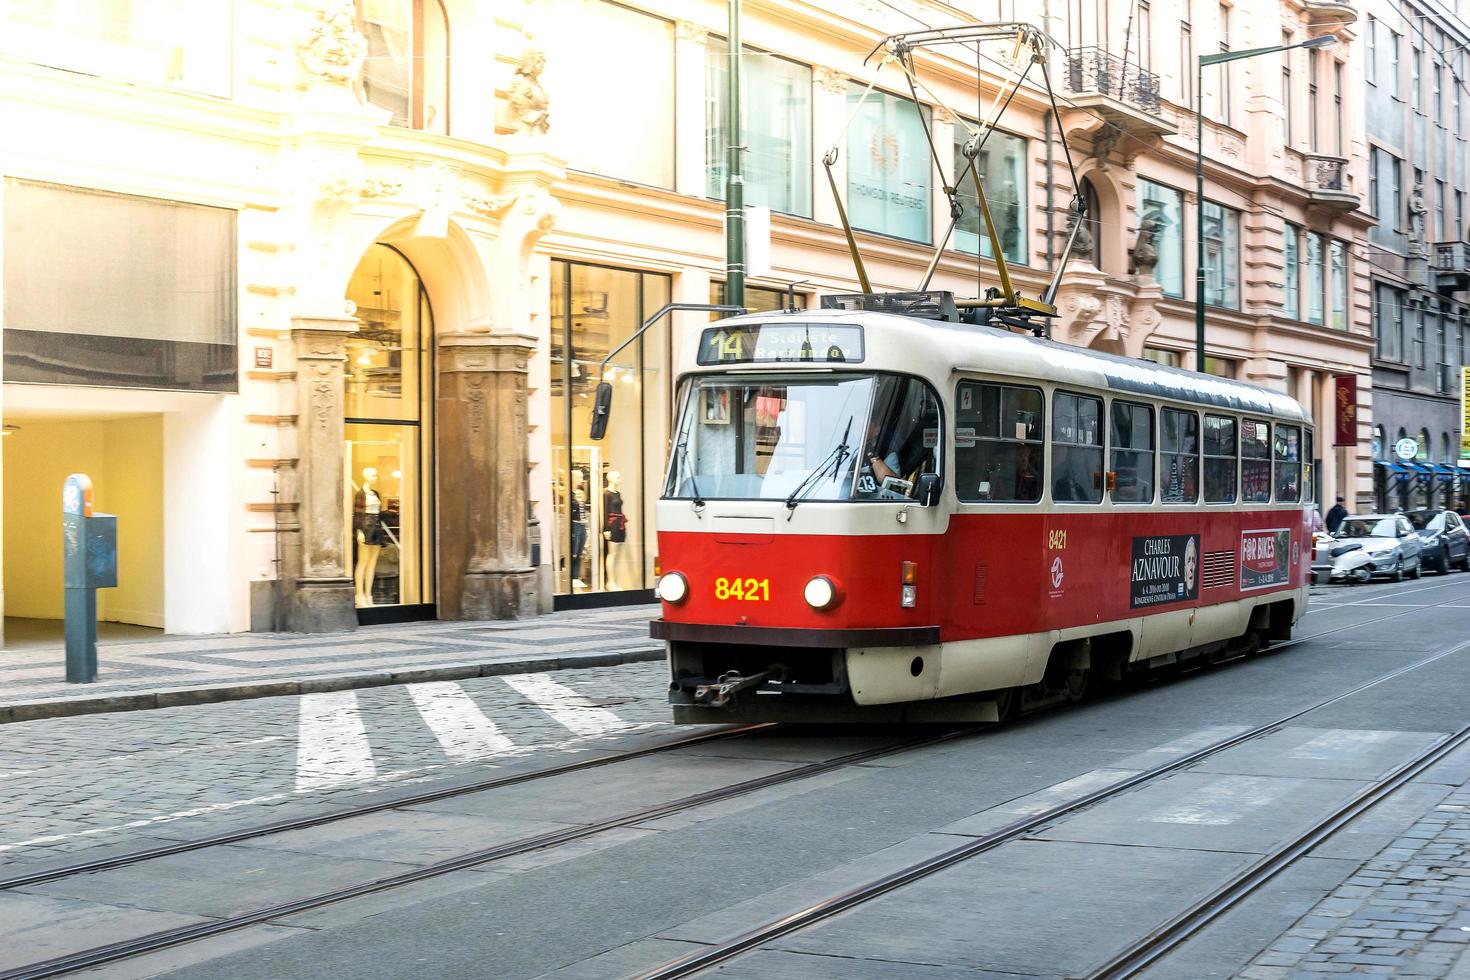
1195;34;1337;371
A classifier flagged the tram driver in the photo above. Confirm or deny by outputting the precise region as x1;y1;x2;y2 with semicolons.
855;377;940;500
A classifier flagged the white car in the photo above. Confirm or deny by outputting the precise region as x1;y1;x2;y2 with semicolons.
1324;514;1424;584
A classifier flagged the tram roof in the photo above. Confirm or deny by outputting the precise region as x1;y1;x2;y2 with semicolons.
708;309;1310;424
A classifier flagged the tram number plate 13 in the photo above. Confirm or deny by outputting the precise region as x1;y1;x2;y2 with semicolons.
715;577;771;601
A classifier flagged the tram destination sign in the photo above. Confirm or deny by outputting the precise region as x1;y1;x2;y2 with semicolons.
697;323;864;366
1129;534;1200;609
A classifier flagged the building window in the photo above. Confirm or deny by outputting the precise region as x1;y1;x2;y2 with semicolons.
1181;18;1193;104
357;0;449;133
710;282;801;313
1308;48;1320;151
1203;356;1238;378
1052;392;1103;503
848;86;932;243
1376;284;1403;361
1330;239;1348;330
1161;408;1200;503
1203;414;1238;503
1242;419;1272;502
1369;150;1380;219
1367;16;1377;84
1137;179;1184;297
1217;3;1231;124
1202;201;1240;309
1391;157;1403;231
1412;44;1422;107
1306;231;1324;325
1;0;232;96
1439;179;1450;241
2;179;237;391
1414;305;1428;368
706;38;812;217
1334;61;1344;154
550;260;672;596
1138;0;1152;69
1435;62;1444;125
1458;191;1465;241
344;244;434;612
954;383;1043;503
1282;36;1293;146
1389;30;1401;100
550;1;674;188
953;127;1027;264
1142;347;1182;368
1110;401;1155;503
1283;224;1300;320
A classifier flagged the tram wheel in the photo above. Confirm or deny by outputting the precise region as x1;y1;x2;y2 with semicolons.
1064;668;1089;702
993;686;1022;723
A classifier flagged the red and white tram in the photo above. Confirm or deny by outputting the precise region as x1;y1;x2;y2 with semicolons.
648;304;1315;723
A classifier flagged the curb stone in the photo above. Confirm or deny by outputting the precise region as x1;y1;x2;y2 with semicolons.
0;646;665;724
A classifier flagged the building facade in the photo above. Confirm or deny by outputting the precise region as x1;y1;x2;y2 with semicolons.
0;0;1372;640
1361;0;1470;512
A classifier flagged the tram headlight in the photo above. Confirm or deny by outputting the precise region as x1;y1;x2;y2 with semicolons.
656;572;689;604
804;575;841;610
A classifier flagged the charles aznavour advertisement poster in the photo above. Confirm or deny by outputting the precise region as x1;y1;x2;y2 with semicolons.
1130;534;1200;608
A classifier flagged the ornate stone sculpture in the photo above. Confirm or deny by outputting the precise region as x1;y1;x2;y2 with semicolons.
300;0;366;87
1065;209;1093;258
1409;181;1429;255
506;46;550;135
1131;203;1169;278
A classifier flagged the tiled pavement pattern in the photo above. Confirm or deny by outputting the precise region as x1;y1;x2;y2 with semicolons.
1241;781;1470;977
0;661;671;870
0;604;660;707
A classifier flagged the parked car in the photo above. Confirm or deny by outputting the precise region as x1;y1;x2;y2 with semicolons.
1403;508;1470;574
1324;514;1423;583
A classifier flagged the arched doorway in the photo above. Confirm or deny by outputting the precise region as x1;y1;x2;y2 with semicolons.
343;243;435;623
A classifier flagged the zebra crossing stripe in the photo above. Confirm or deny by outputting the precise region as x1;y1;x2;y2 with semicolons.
295;691;378;791
501;672;630;737
407;681;517;761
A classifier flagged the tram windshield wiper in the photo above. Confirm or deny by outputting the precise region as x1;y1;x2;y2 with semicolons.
785;417;853;513
676;440;705;509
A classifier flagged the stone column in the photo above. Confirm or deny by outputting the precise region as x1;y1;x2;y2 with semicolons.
437;332;539;620
284;315;358;632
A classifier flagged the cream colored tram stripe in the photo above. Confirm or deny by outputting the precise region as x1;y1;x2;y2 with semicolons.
502;672;629;736
295;691;378;791
407;681;517;761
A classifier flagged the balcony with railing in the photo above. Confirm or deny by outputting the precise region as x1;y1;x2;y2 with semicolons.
1303;0;1358;27
1064;47;1176;138
1303;153;1360;212
1433;241;1470;290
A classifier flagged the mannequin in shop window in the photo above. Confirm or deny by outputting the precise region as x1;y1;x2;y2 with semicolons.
354;467;387;606
570;469;588;590
603;470;628;591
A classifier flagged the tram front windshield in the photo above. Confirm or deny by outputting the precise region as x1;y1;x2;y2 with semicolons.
665;373;940;502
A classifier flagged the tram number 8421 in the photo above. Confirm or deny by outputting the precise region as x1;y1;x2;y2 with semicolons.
714;577;771;602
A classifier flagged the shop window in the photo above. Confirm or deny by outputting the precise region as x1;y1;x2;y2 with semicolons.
3;0;231;95
549;2;674;187
1110;401;1155;503
710;283;803;315
847;85;932;243
550;260;671;597
1052;391;1103;503
1203;357;1238;378
2;179;236;392
954;382;1043;503
1142;348;1182;368
1283;224;1300;320
1275;424;1301;502
1204;414;1238;503
1161;408;1200;503
1136;180;1183;297
1242;418;1272;502
1202;201;1241;309
343;244;433;613
706;38;812;217
953;126;1028;264
357;0;450;133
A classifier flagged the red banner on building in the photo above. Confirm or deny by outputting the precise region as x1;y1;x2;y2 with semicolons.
1333;373;1358;447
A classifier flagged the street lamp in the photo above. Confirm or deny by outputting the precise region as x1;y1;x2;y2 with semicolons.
1195;34;1337;371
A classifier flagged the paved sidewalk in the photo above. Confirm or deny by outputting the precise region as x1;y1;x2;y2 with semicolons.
0;605;661;722
1241;750;1470;978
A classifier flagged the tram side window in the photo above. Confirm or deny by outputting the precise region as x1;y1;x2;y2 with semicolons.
1275;424;1301;502
1203;414;1238;503
1110;400;1155;503
954;381;1043;502
1160;408;1200;503
1303;429;1315;502
1052;391;1103;503
1241;419;1272;503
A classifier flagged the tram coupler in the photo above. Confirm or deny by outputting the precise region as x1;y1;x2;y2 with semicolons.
693;665;789;708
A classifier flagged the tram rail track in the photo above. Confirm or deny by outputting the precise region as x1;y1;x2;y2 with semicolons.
5;577;1468;979
630;624;1470;978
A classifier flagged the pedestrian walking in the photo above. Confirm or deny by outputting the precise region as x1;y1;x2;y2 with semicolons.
1326;496;1349;533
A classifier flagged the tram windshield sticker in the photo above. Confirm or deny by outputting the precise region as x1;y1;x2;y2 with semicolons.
697;323;864;365
1240;528;1292;591
1130;534;1200;608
